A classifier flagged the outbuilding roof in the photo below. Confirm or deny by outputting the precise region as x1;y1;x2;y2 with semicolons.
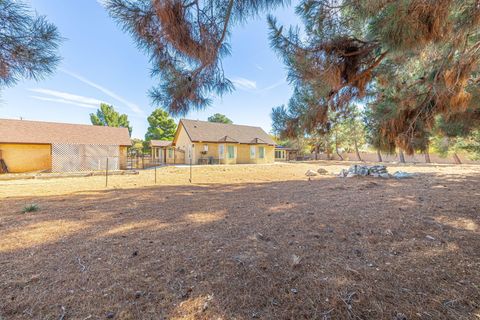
0;118;132;146
149;140;173;147
178;119;275;145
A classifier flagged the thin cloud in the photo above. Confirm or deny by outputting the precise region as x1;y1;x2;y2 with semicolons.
30;88;106;106
61;69;144;115
230;77;286;93
231;77;257;90
31;96;98;109
255;64;264;71
259;79;286;92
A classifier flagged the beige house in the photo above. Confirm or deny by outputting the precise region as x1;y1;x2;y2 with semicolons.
173;119;275;165
0;118;131;173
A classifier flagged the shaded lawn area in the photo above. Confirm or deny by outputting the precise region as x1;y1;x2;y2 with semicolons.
0;172;479;319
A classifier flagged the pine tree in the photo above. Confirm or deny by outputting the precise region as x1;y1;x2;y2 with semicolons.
90;103;132;136
208;113;233;124
105;0;286;115
145;108;177;141
0;0;61;89
268;0;480;154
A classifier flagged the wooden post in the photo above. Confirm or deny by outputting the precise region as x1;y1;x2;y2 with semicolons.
155;165;157;184
105;157;109;188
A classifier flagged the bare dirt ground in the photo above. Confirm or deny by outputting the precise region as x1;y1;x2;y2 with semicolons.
0;161;479;319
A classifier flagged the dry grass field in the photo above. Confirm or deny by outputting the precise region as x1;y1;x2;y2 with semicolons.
1;161;479;319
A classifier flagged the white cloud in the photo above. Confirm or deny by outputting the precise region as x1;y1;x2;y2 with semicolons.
255;64;264;71
231;77;257;91
61;69;144;115
31;96;98;109
30;88;106;107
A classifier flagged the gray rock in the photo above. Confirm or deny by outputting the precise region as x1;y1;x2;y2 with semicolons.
317;168;329;175
393;171;414;179
305;169;318;177
338;169;348;177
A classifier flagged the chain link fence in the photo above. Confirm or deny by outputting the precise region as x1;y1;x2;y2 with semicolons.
51;144;122;172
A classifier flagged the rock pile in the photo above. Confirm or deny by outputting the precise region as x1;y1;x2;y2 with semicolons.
338;165;416;179
339;165;390;178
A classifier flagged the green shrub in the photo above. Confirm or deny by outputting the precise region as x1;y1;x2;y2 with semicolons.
22;204;39;213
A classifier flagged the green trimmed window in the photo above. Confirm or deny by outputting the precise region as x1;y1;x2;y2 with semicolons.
227;145;235;159
259;146;265;159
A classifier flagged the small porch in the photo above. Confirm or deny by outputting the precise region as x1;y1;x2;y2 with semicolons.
275;146;298;161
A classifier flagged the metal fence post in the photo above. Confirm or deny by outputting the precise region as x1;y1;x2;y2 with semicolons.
105;157;109;187
189;157;192;183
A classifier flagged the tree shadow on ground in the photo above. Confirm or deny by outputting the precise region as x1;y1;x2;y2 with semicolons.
0;172;479;320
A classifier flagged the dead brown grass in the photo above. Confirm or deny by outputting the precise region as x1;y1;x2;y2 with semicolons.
0;161;479;319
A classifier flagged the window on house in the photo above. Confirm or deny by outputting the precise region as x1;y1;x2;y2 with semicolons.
259;146;265;159
219;144;225;159
227;145;235;159
168;148;173;158
275;150;282;159
203;144;208;152
250;145;256;159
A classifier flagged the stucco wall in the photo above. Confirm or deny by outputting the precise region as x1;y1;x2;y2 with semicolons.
0;143;51;173
174;124;195;164
165;147;185;164
119;146;128;170
255;145;273;164
192;143;274;164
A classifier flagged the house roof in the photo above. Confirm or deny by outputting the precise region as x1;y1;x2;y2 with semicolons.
275;145;298;151
0;118;131;146
150;140;172;147
178;119;275;145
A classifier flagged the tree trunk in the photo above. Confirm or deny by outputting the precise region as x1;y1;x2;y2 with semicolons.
399;150;406;163
376;149;383;162
453;153;462;164
354;139;362;161
323;136;330;160
335;145;344;160
334;131;343;160
424;151;431;163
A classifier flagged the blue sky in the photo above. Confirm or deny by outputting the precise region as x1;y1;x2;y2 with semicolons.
1;1;299;139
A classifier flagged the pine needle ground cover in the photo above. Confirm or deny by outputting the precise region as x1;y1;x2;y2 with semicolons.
0;162;479;319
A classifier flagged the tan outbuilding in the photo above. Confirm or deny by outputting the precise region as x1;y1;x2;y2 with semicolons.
172;119;275;165
0;118;131;173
